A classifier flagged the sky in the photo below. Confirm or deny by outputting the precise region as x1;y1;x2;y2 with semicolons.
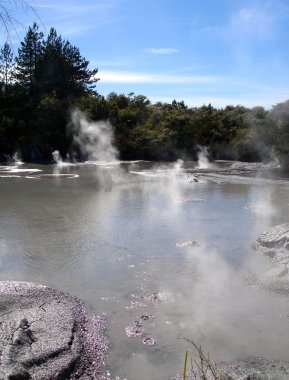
6;0;289;109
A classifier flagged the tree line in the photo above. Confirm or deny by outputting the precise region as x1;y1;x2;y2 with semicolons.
0;22;288;166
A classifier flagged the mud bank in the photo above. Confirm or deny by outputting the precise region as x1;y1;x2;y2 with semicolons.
253;223;289;263
0;281;108;380
214;224;289;379
175;356;289;380
219;357;289;379
251;224;289;295
186;223;289;380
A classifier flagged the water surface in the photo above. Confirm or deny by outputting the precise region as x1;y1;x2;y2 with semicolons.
1;161;289;379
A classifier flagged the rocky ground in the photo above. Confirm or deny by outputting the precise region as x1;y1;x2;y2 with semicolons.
0;281;108;380
219;223;289;380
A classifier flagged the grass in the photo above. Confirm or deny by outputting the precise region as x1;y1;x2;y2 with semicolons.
181;338;230;380
183;350;189;380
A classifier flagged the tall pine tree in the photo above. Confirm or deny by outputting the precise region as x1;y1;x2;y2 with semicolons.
14;22;44;92
35;27;98;100
0;42;14;94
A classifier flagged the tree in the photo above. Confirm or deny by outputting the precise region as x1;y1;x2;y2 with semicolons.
14;22;44;91
0;41;13;93
266;100;289;165
35;27;98;100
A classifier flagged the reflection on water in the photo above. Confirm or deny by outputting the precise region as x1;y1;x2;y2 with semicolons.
1;161;289;379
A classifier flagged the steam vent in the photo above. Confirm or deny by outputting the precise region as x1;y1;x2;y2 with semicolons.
0;281;108;380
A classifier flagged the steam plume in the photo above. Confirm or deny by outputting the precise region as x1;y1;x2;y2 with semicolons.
71;109;118;162
196;146;212;169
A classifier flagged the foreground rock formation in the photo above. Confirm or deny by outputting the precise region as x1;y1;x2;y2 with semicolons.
0;281;108;380
215;224;289;379
219;357;289;379
253;223;289;263
251;223;289;295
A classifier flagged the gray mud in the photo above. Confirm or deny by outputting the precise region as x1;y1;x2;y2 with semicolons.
173;357;289;380
0;281;108;380
250;224;289;295
219;357;289;380
189;161;283;185
253;223;289;263
213;223;289;380
226;225;289;378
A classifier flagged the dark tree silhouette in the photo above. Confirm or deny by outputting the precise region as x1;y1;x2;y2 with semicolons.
0;41;13;93
14;22;43;91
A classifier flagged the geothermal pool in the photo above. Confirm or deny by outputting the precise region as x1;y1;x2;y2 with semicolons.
1;160;289;379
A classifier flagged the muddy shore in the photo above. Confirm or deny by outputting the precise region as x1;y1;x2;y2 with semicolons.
0;281;108;380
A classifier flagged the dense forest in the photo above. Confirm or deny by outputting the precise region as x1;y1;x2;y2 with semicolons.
0;23;289;166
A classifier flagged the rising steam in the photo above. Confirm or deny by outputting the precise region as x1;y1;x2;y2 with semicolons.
71;109;118;163
196;146;212;169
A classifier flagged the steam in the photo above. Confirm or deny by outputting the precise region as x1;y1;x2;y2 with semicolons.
52;150;62;164
196;146;212;169
12;152;23;165
71;109;118;163
244;106;282;166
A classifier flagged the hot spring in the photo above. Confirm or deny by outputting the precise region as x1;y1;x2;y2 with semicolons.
1;158;289;379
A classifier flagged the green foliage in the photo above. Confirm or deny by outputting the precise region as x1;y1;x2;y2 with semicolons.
0;23;99;161
267;101;289;163
35;27;98;100
0;42;14;93
0;22;289;164
14;22;44;91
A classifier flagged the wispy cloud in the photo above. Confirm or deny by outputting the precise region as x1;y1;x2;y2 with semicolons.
229;5;274;40
202;2;289;68
200;2;288;46
35;2;114;15
34;0;123;36
98;70;289;109
145;48;179;55
99;70;221;84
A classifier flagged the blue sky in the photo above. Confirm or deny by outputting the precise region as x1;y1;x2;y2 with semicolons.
7;0;289;108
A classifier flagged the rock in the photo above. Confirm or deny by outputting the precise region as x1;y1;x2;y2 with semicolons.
253;223;289;263
142;337;155;346
248;263;289;296
219;357;289;380
0;281;108;380
251;224;289;295
175;240;199;249
241;374;269;380
217;373;233;380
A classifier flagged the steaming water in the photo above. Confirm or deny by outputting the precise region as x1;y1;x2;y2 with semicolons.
1;161;289;379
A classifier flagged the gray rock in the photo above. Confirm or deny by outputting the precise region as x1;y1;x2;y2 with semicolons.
251;224;289;295
0;281;108;380
219;357;289;380
253;223;289;263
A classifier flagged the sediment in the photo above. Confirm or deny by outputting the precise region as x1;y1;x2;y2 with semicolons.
219;357;289;379
0;281;108;380
217;224;289;379
250;223;289;295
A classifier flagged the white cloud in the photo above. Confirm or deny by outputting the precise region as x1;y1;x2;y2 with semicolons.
34;0;123;36
97;69;289;109
99;70;221;84
229;5;273;39
35;1;115;15
145;48;179;55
